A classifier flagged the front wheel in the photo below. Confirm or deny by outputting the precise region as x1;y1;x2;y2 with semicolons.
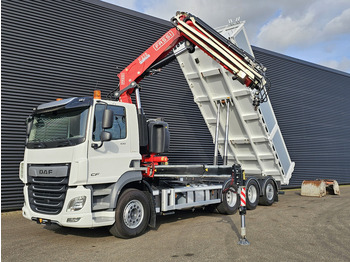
217;186;239;215
110;188;150;238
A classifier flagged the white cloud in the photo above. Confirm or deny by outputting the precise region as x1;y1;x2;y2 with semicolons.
256;1;350;51
256;12;319;51
103;0;350;73
324;8;350;36
140;0;278;34
320;57;350;73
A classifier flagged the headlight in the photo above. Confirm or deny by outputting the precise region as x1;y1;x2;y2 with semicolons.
67;196;86;212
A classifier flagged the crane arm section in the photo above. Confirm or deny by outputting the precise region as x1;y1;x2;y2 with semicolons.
117;28;183;103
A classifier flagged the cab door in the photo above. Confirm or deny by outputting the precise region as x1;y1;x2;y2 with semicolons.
87;102;140;184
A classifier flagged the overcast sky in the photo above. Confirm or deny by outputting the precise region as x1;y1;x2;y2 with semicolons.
103;0;350;74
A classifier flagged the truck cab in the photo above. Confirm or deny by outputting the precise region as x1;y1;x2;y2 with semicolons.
20;95;143;228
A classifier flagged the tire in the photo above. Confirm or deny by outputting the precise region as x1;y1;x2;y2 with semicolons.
259;180;276;206
246;180;260;210
205;204;218;213
109;188;150;238
217;186;239;215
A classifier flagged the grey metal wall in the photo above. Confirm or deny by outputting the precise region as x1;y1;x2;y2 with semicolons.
2;0;350;210
253;47;350;187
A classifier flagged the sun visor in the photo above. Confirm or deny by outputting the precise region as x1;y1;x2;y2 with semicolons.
35;97;93;113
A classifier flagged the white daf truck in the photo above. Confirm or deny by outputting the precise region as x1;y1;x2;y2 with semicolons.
20;12;294;238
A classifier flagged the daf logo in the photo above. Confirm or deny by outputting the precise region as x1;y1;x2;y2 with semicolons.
39;169;53;175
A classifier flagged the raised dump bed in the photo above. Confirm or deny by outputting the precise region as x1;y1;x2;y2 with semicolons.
175;21;294;185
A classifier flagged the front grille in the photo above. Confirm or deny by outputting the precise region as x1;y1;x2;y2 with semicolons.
27;164;70;215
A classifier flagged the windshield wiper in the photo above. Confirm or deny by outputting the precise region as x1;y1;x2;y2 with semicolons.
56;139;73;147
32;141;47;148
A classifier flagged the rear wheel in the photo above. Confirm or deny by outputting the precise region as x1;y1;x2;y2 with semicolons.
217;186;239;215
246;180;259;210
259;180;276;206
110;188;150;238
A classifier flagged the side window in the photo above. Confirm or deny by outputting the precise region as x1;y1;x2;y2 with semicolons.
93;104;126;141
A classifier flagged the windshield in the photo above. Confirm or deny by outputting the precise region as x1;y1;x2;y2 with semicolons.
27;107;89;149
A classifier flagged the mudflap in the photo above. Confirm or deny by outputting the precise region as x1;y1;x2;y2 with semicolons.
148;193;157;228
142;180;157;228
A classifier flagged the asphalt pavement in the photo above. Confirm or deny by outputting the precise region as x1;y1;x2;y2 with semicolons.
2;186;350;262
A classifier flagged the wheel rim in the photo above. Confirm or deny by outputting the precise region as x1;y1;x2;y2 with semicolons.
248;184;258;203
123;200;144;229
226;188;237;207
266;183;274;201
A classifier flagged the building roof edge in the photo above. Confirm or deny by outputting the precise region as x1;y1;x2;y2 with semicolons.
252;45;350;78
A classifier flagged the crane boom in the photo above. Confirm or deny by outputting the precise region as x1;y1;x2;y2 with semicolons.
116;12;269;107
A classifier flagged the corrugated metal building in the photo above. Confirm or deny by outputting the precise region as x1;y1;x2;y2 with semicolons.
2;0;350;210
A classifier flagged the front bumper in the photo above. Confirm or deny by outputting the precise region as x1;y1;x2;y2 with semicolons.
22;185;115;228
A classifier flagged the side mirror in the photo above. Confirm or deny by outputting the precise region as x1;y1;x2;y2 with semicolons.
91;131;111;149
91;110;113;150
102;109;113;129
25;116;34;146
26;116;33;136
100;131;112;142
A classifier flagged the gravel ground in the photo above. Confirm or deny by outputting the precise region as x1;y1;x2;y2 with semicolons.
2;186;350;262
